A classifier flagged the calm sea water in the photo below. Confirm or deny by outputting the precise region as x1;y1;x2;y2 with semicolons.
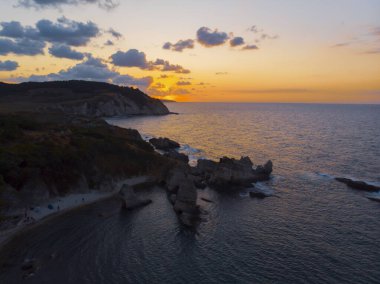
1;103;380;283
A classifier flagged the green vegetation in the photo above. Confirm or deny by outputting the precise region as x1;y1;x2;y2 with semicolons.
0;113;174;198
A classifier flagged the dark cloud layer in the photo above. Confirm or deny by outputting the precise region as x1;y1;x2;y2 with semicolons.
153;59;190;74
110;49;149;68
0;17;101;56
13;55;152;87
0;60;19;71
0;38;45;55
48;43;85;60
230;37;245;47
163;39;194;52
17;0;119;10
110;49;191;74
36;17;99;46
197;27;229;47
107;28;122;39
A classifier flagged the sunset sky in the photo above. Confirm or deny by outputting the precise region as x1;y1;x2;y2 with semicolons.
0;0;379;103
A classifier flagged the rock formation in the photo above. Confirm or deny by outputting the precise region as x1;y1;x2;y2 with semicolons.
119;184;152;210
196;156;273;190
335;177;380;192
149;137;180;150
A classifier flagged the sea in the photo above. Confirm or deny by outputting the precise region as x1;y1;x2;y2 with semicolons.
1;103;380;283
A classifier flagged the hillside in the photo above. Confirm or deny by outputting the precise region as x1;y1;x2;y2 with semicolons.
0;81;169;117
0;113;176;228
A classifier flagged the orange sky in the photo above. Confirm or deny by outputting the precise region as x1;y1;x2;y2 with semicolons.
0;0;379;103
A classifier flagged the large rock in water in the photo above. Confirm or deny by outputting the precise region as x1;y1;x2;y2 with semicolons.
196;156;273;189
173;179;200;227
119;184;152;210
0;81;169;117
149;137;180;150
335;178;380;192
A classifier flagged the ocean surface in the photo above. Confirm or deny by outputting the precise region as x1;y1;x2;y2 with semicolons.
1;103;380;283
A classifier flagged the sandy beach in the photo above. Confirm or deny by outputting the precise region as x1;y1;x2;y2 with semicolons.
0;176;150;249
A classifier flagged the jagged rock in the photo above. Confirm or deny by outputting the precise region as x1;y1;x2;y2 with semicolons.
149;137;180;150
119;184;152;210
335;177;380;192
254;160;273;181
173;181;197;214
197;159;218;173
165;168;188;193
164;149;189;163
196;157;273;190
193;177;207;189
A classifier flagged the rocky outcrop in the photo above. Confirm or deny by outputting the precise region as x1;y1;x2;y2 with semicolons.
164;149;189;163
335;178;380;192
149;137;180;150
196;157;273;190
0;80;169;117
119;184;152;210
164;167;200;227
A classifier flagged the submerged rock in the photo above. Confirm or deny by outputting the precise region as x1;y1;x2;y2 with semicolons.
119;184;152;210
335;178;380;192
149;137;180;150
367;196;380;203
249;190;269;199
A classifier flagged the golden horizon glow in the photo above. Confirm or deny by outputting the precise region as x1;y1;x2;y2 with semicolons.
0;1;379;103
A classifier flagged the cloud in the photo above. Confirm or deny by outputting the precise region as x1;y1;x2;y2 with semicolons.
107;28;122;39
176;81;191;86
110;49;149;68
110;49;191;73
0;18;100;51
0;21;39;38
248;25;261;33
163;39;194;52
48;43;85;60
112;74;153;87
332;42;351;48
172;88;190;95
0;38;45;55
104;40;114;46
260;33;278;40
152;82;166;89
197;27;229;47
230;88;313;94
153;59;190;74
242;44;259;50
12;55;152;88
0;60;19;71
36;17;99;46
230;36;245;47
17;0;119;10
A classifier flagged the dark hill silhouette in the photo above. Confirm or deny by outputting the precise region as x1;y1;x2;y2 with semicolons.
0;80;169;116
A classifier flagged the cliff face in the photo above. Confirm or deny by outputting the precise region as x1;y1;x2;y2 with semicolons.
0;81;169;117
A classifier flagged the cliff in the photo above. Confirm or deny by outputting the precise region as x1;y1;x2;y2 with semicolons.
0;81;169;117
0;113;176;227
